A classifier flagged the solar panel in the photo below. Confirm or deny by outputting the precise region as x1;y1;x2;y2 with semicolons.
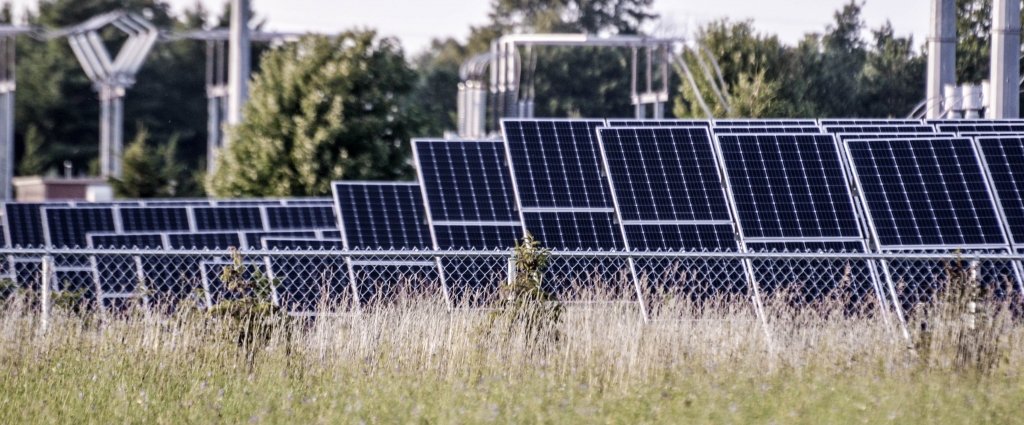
606;119;710;127
716;133;879;299
974;135;1024;247
120;206;191;232
332;182;432;249
88;233;164;249
717;133;864;240
265;205;335;229
262;238;351;314
823;125;936;134
193;206;264;231
819;119;923;126
934;122;1024;133
712;126;821;134
413;139;521;250
4;202;70;247
42;207;116;248
597;127;737;251
501;119;624;250
844;137;1008;248
243;230;320;248
715;119;818;126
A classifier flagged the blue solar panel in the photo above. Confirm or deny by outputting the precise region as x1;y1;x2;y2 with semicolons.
42;207;116;248
120;206;191;232
932;121;1024;133
413;139;521;250
606;119;710;127
265;205;335;229
820;119;923;126
4;202;69;248
715;119;817;126
332;182;432;249
262;238;350;313
974;135;1024;247
713;126;821;134
243;230;319;248
824;125;936;134
502;119;623;250
193;206;264;231
597;126;737;251
845;137;1007;247
717;133;863;240
89;233;164;249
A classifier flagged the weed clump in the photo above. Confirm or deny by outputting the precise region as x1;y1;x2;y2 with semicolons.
487;234;563;349
204;249;288;358
914;255;1016;375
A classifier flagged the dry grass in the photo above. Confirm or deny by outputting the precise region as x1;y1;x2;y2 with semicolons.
0;292;1022;423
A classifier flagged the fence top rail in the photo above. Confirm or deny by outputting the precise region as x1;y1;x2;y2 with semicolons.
2;247;1023;261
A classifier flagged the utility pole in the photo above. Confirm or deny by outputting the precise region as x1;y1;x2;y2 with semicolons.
227;0;251;128
926;0;956;119
989;0;1021;118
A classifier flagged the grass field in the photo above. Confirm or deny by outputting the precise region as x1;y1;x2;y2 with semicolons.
1;293;1022;424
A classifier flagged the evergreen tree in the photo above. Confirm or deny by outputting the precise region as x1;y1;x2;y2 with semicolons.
109;125;192;198
208;32;418;197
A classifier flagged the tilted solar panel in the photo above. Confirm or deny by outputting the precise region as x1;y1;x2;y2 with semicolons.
934;123;1024;133
265;205;335;230
42;207;116;248
332;182;432;249
715;119;818;126
262;238;351;314
844;137;1007;248
712;126;822;134
717;133;864;240
120;206;191;232
606;119;710;127
597;126;737;251
413;139;521;250
717;133;878;299
819;119;923;126
974;135;1024;247
193;206;264;231
824;125;936;134
501;119;624;250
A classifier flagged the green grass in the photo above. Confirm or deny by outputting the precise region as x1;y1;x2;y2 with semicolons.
1;295;1022;424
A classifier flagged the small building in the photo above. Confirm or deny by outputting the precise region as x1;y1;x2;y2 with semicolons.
12;177;113;202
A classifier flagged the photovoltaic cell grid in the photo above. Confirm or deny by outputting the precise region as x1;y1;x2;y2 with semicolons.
845;137;1008;248
597;127;737;251
501;119;624;250
332;182;432;249
717;133;864;240
606;119;710;127
413;139;522;250
715;119;818;126
712;126;822;134
974;135;1024;247
823;125;936;134
934;123;1024;133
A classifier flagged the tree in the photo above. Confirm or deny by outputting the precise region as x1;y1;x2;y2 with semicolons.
409;38;466;137
857;23;926;117
208;32;418;197
109;126;193;198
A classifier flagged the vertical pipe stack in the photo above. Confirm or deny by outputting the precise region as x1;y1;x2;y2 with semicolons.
927;0;956;119
989;0;1021;118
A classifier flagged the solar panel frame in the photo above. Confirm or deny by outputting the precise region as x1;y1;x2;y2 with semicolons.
500;118;626;251
842;136;1012;251
331;181;432;250
606;119;711;127
713;119;818;126
412;138;522;250
819;119;924;126
712;126;822;134
971;135;1024;249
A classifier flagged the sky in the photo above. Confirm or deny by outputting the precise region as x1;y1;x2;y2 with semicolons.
8;0;933;54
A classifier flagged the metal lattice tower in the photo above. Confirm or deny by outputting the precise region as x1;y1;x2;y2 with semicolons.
56;12;158;178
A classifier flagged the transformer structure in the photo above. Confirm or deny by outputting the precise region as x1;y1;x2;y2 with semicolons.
0;26;33;200
54;11;158;178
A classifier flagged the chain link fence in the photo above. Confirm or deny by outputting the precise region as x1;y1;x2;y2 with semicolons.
1;248;1022;323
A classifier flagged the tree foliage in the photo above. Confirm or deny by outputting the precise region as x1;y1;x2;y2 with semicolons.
208;32;418;197
109;126;196;198
675;1;924;119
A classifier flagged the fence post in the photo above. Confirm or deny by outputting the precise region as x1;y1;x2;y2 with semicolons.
40;255;52;332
